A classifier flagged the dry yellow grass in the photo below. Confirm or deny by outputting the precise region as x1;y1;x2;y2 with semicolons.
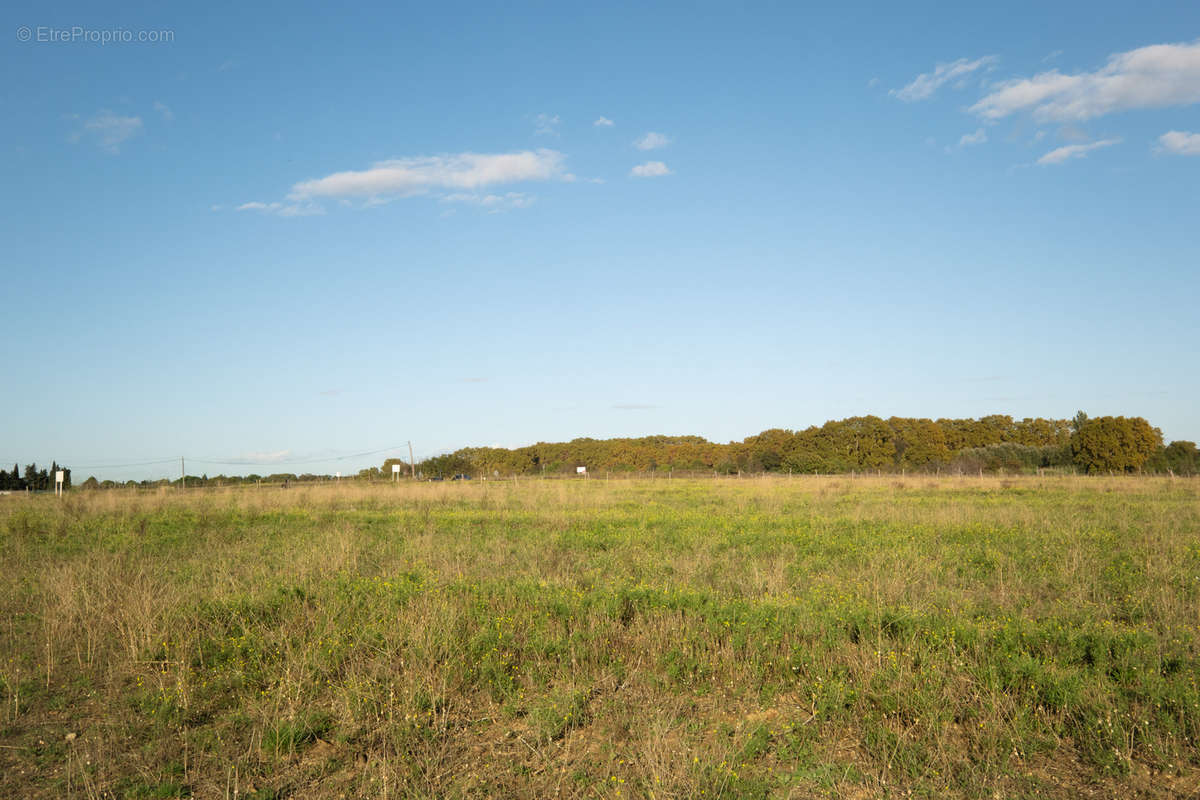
1;475;1198;798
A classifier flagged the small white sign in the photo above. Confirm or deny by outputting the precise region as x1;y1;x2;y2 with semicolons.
576;466;587;474
392;464;401;473
56;471;64;482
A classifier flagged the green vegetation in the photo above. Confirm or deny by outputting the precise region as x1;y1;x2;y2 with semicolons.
1071;414;1164;474
400;412;1195;479
2;476;1198;797
53;413;1197;490
0;462;70;491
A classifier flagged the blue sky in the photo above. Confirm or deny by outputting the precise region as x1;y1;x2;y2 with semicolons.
2;1;1198;480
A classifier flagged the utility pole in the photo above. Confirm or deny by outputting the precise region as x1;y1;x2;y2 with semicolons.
408;441;415;479
181;457;186;490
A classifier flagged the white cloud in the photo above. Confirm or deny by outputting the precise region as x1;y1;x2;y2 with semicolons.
1036;137;1121;165
891;56;997;102
630;161;671;178
441;191;535;211
237;149;570;217
1158;130;1200;155
594;116;614;127
1057;125;1090;143
153;101;174;121
959;128;988;147
75;110;143;153
534;113;560;136
235;201;324;217
634;131;671;150
971;39;1200;121
289;150;567;202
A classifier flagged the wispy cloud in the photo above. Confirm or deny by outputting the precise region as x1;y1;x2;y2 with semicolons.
534;113;561;136
958;128;988;147
441;191;535;211
229;450;291;464
153;101;174;121
971;39;1200;121
634;131;671;150
235;200;324;217
891;56;997;102
236;150;569;214
72;110;143;153
1158;130;1200;156
1057;125;1090;143
290;150;567;201
593;116;614;127
1036;137;1121;165
630;161;671;178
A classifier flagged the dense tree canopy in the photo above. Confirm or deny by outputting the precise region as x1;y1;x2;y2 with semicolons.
396;413;1187;479
1153;441;1200;476
1071;416;1163;474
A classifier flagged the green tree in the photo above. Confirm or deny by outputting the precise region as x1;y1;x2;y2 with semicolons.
741;428;796;472
888;417;949;469
1071;416;1162;474
1161;441;1199;476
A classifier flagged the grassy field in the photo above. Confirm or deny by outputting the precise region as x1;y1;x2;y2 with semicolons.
1;476;1198;799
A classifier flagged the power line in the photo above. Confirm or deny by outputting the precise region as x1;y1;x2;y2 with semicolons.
189;444;410;467
39;457;181;469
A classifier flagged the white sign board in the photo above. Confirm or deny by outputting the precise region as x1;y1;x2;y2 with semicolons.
576;466;587;474
55;470;65;497
392;464;401;473
56;470;64;482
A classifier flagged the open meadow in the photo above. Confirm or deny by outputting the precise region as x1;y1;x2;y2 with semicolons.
1;475;1198;799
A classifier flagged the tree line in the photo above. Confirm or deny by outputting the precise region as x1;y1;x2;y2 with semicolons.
76;472;345;490
15;413;1198;491
0;462;71;491
396;413;1200;479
